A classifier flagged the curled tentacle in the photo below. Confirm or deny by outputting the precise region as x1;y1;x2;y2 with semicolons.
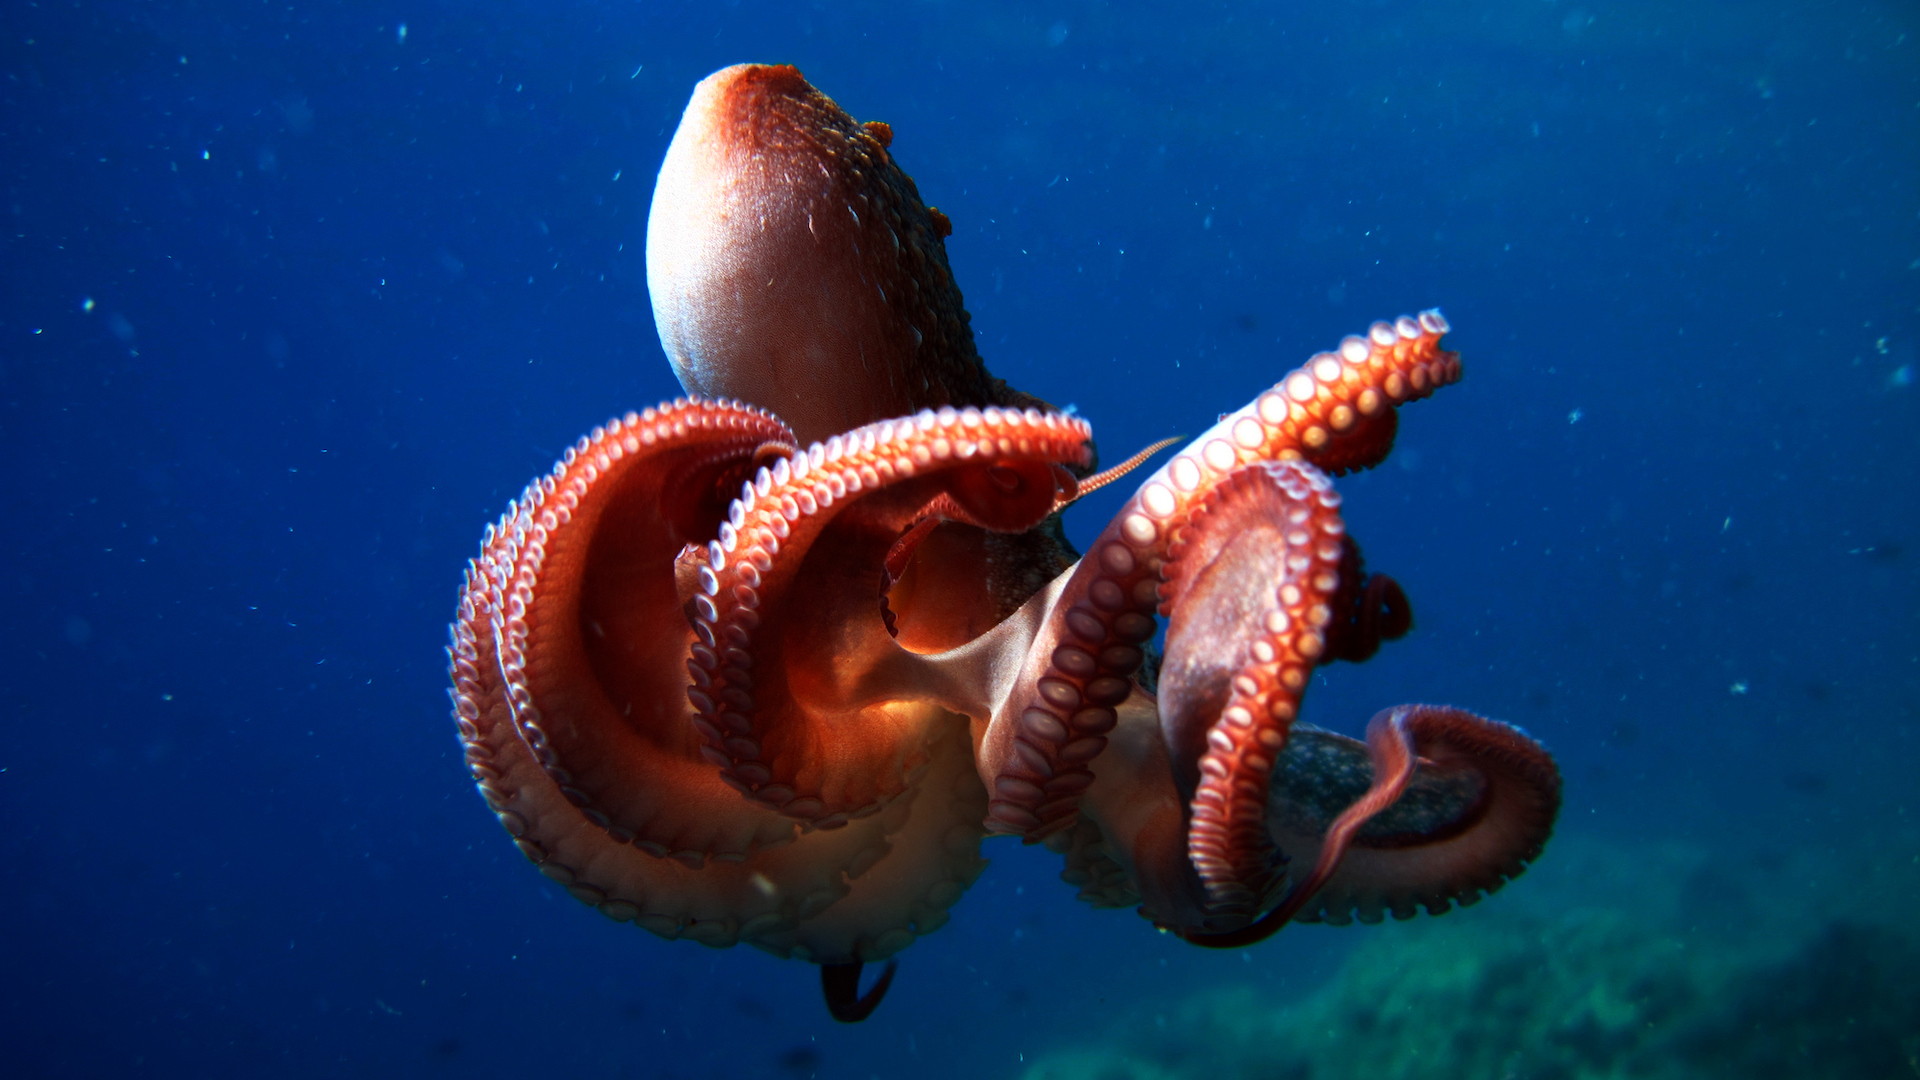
687;406;1093;826
821;960;899;1023
1321;536;1413;664
1292;312;1461;475
1158;459;1348;921
1271;709;1561;925
977;311;1461;844
449;401;959;951
454;400;799;861
1185;706;1560;945
451;400;1002;973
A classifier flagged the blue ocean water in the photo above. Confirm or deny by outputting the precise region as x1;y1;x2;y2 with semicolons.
3;1;1915;1077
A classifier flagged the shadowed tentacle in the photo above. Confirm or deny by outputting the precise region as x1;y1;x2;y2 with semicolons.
1321;536;1413;664
1183;705;1560;946
1157;459;1349;921
975;510;1164;840
687;405;1092;826
1273;709;1561;925
821;960;899;1023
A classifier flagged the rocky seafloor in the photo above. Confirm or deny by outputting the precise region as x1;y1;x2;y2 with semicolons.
1019;830;1920;1080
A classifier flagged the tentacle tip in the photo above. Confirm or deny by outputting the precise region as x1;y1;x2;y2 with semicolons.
822;959;899;1023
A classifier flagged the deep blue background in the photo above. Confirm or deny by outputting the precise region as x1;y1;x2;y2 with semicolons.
2;1;1914;1077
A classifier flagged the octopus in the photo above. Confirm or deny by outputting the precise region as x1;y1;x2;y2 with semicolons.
447;64;1560;1022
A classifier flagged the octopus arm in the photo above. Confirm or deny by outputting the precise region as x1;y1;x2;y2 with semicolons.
452;400;802;858
1156;459;1350;923
448;401;998;954
686;406;1093;827
1258;710;1561;926
976;313;1461;844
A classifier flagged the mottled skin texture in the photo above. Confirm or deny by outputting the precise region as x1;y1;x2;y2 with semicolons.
648;64;1083;636
448;65;1561;1018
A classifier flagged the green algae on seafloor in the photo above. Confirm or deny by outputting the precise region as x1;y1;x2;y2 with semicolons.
1020;836;1920;1080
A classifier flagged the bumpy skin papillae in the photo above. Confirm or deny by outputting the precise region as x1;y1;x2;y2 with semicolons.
649;64;1041;447
977;313;1461;846
686;405;1093;827
653;62;1085;666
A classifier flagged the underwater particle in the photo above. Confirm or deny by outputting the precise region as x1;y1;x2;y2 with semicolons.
1568;407;1582;424
1729;681;1748;694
